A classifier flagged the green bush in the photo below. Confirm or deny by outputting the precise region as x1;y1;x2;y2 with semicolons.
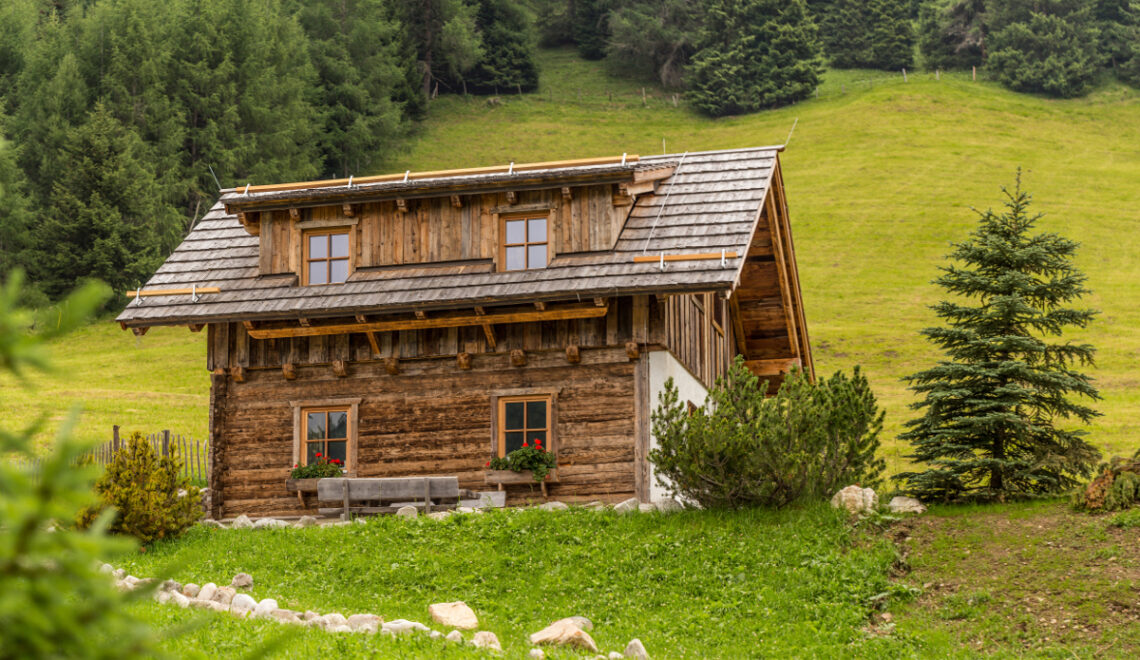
79;432;201;544
1073;448;1140;512
289;454;343;479
649;356;885;509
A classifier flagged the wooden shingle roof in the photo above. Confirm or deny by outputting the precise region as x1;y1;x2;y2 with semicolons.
117;146;783;327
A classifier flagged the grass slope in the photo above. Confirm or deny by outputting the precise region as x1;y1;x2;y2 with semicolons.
5;49;1139;471
118;505;925;658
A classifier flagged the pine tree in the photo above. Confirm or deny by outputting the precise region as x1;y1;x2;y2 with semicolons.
294;0;412;177
573;0;610;60
31;103;180;301
398;0;485;99
455;0;539;95
987;0;1101;98
897;174;1102;503
686;0;822;117
918;0;988;70
819;0;914;70
0;127;34;279
606;0;703;88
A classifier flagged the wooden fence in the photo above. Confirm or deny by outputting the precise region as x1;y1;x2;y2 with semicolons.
9;426;209;483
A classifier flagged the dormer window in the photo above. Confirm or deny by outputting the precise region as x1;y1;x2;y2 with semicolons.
502;216;548;271
304;229;350;285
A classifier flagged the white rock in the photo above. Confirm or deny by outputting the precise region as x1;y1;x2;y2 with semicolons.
320;613;348;630
528;650;546;660
199;519;223;528
253;518;289;529
552;616;593;631
888;496;927;514
206;601;228;613
230;593;257;616
198;583;218;602
624;638;650;659
154;591;171;604
445;630;464;643
428;511;453;521
122;575;140;589
637;503;656;513
472;631;502;651
354;518;367;525
347;613;382;631
231;572;253;589
170;591;191;608
613;498;639;514
383;619;429;635
302;610;321;621
429;630;442;639
831;486;878;514
182;583;200;598
296;515;318;528
456;506;476;514
610;653;625;659
272;609;302;624
429;601;479;629
162;579;182;593
254;598;279;618
99;563;113;575
539;501;568;511
395;505;418;518
213;586;236;606
655;499;682;513
331;624;353;633
231;515;253;529
530;620;599;652
112;568;125;580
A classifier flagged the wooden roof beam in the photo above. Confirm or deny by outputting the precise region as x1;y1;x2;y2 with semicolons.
245;301;609;340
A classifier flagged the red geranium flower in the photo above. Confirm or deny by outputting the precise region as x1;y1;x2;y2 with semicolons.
485;460;491;467
316;452;322;458
522;441;528;447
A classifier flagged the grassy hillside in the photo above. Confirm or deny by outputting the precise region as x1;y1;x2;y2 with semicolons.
5;49;1139;471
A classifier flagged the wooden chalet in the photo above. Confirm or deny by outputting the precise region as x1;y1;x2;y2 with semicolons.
116;147;812;517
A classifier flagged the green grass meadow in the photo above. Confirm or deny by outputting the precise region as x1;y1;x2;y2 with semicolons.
4;47;1139;472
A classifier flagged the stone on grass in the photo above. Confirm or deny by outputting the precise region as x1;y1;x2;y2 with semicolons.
539;501;568;511
331;624;353;633
197;583;218;602
296;516;318;528
170;591;191;608
638;503;656;513
231;515;253;529
320;613;348;630
213;586;236;606
272;609;301;624
347;613;383;632
455;506;475;514
254;598;279;618
199;519;223;528
383;619;429;635
113;568;126;580
182;583;200;598
888;496;927;514
610;653;625;659
154;591;171;604
395;505;418;519
230;572;253;589
429;630;442;640
99;563;113;575
529;620;598;652
429;601;478;629
613;498;639;514
230;593;257;616
552;616;593;631
302;610;320;621
445;630;464;643
528;649;546;660
253;518;289;530
830;486;878;515
428;511;453;521
472;631;501;651
654;499;682;513
624;638;650;658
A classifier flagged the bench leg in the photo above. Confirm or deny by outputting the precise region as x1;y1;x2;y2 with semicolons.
342;478;350;521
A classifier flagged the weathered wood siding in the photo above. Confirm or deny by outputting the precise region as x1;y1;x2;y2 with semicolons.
210;351;637;517
662;292;735;389
258;185;626;277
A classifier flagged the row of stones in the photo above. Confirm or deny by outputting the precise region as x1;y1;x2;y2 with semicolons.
102;565;650;658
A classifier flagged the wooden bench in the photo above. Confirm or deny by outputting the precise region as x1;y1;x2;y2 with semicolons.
316;477;463;517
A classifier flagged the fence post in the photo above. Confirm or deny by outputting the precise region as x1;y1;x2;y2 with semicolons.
113;425;120;453
162;429;170;458
972;66;976;81
902;68;907;83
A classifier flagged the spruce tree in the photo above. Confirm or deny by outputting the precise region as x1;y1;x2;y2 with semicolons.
573;0;611;60
897;175;1102;502
918;0;988;71
456;0;539;95
987;0;1101;98
686;0;822;117
819;0;915;70
606;0;702;88
0;127;34;279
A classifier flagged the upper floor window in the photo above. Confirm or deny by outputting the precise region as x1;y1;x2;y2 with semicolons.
304;230;350;285
502;216;548;271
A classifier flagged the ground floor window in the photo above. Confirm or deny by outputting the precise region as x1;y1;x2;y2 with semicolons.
291;397;360;473
497;394;552;457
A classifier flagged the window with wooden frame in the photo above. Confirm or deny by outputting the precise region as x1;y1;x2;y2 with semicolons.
501;215;549;271
496;394;552;457
303;229;351;285
302;407;349;467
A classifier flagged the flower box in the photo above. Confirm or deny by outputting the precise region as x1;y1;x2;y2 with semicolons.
285;477;322;508
484;469;558;497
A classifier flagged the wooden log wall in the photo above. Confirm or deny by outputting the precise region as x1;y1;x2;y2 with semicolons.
258;184;625;276
663;292;734;389
211;351;638;517
206;296;669;371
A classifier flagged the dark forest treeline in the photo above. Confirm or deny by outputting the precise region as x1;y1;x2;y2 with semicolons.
0;0;538;304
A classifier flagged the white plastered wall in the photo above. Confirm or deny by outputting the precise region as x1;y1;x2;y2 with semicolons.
646;349;709;503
